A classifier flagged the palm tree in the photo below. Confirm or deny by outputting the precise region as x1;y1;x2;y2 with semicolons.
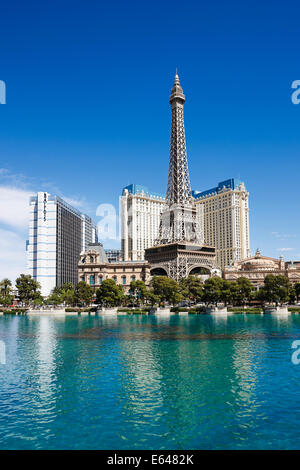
0;278;12;297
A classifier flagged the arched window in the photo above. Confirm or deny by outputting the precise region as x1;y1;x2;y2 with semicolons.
89;275;95;286
131;275;136;281
99;276;103;285
122;276;126;285
80;276;85;282
113;276;117;282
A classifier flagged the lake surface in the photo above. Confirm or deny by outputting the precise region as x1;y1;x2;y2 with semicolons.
1;313;300;449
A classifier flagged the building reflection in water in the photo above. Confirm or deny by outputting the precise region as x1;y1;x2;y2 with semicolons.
31;316;58;422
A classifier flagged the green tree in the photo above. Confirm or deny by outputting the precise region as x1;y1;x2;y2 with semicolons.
179;276;203;304
145;289;160;306
60;283;76;305
233;277;254;305
0;295;14;306
47;283;76;306
96;279;124;307
202;277;224;305
15;274;42;306
129;280;147;305
221;280;238;306
32;295;44;307
295;283;300;302
63;288;77;306
61;282;74;291
75;281;94;306
0;278;12;297
47;292;63;306
151;276;183;306
289;286;296;304
259;275;290;306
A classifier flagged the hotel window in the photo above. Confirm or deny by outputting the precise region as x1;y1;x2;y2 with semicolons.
80;276;84;282
131;275;136;281
122;276;126;285
89;275;95;286
113;276;117;282
99;276;103;285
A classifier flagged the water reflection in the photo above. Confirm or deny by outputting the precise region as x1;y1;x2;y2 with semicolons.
1;314;300;449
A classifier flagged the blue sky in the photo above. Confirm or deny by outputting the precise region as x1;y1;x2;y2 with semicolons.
0;0;300;280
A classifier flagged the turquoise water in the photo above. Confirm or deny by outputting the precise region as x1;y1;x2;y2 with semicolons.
1;313;300;449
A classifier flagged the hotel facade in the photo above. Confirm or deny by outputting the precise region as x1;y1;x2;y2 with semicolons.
193;179;250;269
120;178;250;270
78;242;150;292
27;192;97;296
121;184;166;263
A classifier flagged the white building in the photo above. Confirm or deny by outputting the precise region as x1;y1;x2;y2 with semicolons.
27;192;97;296
121;179;250;270
121;184;166;261
193;179;250;269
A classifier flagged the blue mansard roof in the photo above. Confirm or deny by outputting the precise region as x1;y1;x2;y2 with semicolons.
192;179;245;199
123;179;246;202
122;184;165;200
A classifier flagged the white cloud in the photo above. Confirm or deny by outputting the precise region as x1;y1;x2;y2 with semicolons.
276;247;294;252
63;196;86;210
0;186;32;281
271;232;296;239
0;228;28;282
0;186;33;230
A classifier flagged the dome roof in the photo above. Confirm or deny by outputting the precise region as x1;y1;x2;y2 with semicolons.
243;258;277;267
241;251;279;270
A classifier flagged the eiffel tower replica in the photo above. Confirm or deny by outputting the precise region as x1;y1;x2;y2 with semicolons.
145;72;216;280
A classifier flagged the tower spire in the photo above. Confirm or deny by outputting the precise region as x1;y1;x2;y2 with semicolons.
166;73;192;205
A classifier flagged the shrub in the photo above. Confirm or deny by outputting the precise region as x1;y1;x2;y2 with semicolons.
65;307;97;313
117;308;148;314
228;307;262;314
188;307;206;314
171;307;189;312
2;308;28;315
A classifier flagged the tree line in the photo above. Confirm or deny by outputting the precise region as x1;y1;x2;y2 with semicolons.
1;273;300;308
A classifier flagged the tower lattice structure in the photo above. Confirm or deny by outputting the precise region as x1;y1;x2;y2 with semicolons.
145;73;217;281
166;73;192;205
155;73;203;246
